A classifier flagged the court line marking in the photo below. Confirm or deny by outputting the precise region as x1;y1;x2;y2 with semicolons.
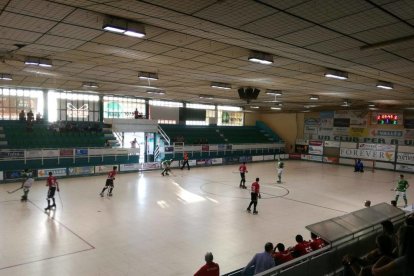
0;200;95;271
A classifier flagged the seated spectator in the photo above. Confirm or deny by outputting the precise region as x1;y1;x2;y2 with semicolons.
343;234;395;276
19;110;26;121
291;234;313;257
36;112;42;122
372;226;414;276
243;242;275;275
27;110;34;122
405;214;414;226
104;140;111;148
354;159;364;172
381;220;397;251
309;232;327;251
194;252;219;276
272;243;293;265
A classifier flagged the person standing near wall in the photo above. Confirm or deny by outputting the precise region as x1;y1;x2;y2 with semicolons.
181;152;190;170
247;177;261;214
239;162;248;189
277;159;284;184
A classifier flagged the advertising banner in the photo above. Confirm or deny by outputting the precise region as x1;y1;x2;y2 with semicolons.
333;127;349;136
349;128;369;137
301;154;323;162
119;163;140;171
396;164;414;173
296;139;309;145
239;156;252;163
164;146;174;152
358;143;377;150
209;145;218;151
201;145;209;152
323;156;339;163
339;148;395;162
370;129;403;138
226;144;232;150
211;158;223;165
252;155;264;161
404;130;414;139
334;118;350;127
308;140;323;155
0;171;3;181
304;118;320;126
68;166;95;175
320;118;333;128
396;152;414;165
304;126;318;134
75;149;88;156
218;144;226;151
188;160;197;166
340;142;357;149
142;162;161;170
224;156;239;164
289;153;302;160
196;159;213;166
324;141;340;148
5;169;36;179
0;150;24;159
43;149;60;158
26;150;43;158
174;144;183;152
263;154;275;160
38;168;67;178
320;111;335;119
60;149;73;157
95;165;117;173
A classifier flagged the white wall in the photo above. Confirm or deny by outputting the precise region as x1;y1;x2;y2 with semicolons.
149;106;179;121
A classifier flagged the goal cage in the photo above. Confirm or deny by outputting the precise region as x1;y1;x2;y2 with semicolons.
357;159;376;173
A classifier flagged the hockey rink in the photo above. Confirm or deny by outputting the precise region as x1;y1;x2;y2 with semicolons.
0;161;411;275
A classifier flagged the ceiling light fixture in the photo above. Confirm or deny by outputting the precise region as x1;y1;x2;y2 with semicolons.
82;81;99;88
103;17;146;38
304;105;318;108
248;51;274;65
0;73;12;80
265;89;282;96
309;95;319;100
271;106;281;110
146;89;165;95
25;57;53;67
324;68;348;80
368;104;375;107
250;106;259;109
138;71;158;80
341;100;351;107
376;80;393;90
211;82;231;90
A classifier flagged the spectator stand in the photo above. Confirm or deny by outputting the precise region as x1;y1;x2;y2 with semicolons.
223;203;405;276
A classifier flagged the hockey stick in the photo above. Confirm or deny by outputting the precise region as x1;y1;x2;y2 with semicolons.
7;186;23;194
57;190;63;209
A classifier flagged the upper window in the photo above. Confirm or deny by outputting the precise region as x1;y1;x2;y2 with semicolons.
104;96;146;119
0;88;43;120
149;100;183;108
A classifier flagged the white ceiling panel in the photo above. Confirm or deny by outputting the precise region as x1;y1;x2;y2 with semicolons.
130;41;176;54
277;26;342;47
194;0;275;27
6;0;74;21
353;23;414;44
36;35;85;49
151;31;201;47
258;0;309;10
0;26;42;43
48;23;102;41
382;0;414;20
92;32;142;48
144;0;217;14
0;12;56;33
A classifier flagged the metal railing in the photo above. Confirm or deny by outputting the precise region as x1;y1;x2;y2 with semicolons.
157;124;170;145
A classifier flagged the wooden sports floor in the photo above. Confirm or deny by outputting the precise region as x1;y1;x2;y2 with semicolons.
0;161;411;275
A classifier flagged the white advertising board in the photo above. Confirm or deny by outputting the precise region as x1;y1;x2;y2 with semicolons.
211;158;223;165
252;155;264;161
120;163;140;171
340;148;395;162
38;168;67;178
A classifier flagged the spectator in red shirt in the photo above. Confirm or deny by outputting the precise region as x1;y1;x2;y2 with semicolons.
194;252;219;276
292;234;313;257
309;232;327;251
247;178;261;214
239;162;248;189
273;243;294;265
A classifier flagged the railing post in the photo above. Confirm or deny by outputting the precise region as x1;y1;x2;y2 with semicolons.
41;149;44;165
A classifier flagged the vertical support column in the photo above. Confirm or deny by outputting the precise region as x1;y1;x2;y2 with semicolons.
99;95;104;123
145;100;149;119
43;90;48;122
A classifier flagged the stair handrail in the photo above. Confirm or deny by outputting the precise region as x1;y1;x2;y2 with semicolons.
157;125;170;145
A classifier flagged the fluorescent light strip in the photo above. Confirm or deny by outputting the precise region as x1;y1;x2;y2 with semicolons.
124;30;145;38
309;95;319;100
248;58;273;65
271;107;281;110
103;25;125;33
376;81;393;90
0;73;12;80
250;106;259;109
324;73;347;80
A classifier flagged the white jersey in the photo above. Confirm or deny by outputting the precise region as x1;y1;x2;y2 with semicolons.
23;178;34;188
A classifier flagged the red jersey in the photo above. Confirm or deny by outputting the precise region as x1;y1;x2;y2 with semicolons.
194;262;219;276
46;176;58;188
273;250;293;265
107;170;117;180
293;241;313;257
310;238;326;250
239;164;247;173
184;153;189;161
251;181;260;194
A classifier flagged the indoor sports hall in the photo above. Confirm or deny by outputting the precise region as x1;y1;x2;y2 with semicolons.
0;160;411;275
